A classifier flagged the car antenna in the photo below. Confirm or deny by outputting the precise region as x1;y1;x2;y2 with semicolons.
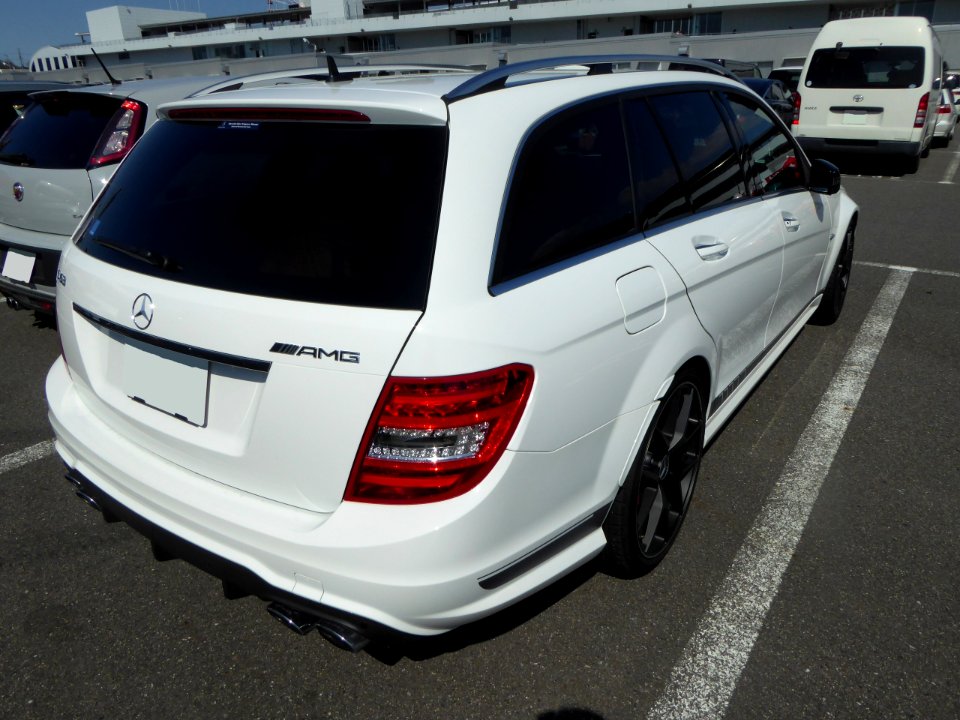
89;48;121;86
325;54;350;84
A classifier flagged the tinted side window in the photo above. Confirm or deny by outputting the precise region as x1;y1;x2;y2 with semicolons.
0;93;119;169
622;99;690;231
494;101;633;285
725;94;804;196
647;92;746;213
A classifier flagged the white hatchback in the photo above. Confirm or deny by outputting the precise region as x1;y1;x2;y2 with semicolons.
47;56;858;651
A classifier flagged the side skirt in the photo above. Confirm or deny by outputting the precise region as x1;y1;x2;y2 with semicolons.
704;295;821;445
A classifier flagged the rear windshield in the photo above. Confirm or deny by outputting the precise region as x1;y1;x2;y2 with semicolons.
76;118;447;310
805;47;925;89
0;92;120;169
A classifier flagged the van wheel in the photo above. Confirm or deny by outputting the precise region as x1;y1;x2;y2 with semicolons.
602;371;705;577
810;227;854;326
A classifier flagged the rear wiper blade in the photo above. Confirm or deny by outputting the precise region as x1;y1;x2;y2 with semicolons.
0;152;34;167
95;238;182;272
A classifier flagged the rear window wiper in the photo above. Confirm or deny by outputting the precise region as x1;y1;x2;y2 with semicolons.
94;238;182;272
0;152;34;167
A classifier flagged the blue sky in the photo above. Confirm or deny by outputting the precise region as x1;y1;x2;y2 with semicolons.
1;2;272;67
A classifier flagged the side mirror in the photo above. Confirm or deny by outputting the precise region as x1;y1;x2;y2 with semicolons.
809;158;841;195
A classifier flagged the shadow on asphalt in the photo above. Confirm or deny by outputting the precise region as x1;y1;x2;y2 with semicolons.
813;151;925;177
366;559;603;664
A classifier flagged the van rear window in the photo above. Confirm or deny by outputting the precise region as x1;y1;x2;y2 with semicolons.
805;47;925;89
76;119;447;311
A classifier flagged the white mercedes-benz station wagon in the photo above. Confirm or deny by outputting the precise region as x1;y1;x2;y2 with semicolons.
46;56;858;652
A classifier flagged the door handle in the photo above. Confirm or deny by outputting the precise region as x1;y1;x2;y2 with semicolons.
782;213;800;232
693;236;729;260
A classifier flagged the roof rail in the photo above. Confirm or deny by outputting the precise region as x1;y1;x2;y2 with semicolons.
195;62;474;96
442;54;743;103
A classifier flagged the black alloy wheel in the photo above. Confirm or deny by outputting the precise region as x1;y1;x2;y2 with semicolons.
811;227;854;325
603;371;705;577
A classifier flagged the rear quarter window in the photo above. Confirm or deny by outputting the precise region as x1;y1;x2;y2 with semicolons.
493;100;634;286
76;118;447;311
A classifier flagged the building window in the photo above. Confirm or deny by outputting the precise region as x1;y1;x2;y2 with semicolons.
829;4;895;19
694;12;721;35
653;16;692;35
896;0;934;19
192;47;208;61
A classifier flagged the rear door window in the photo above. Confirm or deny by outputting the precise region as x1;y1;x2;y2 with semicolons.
647;91;747;213
76;119;447;311
0;92;120;169
494;100;634;285
805;47;925;89
622;98;690;231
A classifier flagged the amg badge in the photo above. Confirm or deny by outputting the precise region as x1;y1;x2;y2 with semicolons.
270;342;359;364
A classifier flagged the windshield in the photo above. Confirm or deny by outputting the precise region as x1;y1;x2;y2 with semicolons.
0;92;120;168
76;118;447;310
805;46;925;89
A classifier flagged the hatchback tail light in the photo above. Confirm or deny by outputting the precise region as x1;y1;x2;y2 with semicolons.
937;104;952;114
914;94;929;128
346;364;534;504
791;91;801;126
88;99;145;167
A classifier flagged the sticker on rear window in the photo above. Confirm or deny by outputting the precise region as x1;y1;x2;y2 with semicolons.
217;121;260;130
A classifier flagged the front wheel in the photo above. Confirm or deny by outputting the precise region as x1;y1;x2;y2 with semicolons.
810;226;854;326
602;371;705;577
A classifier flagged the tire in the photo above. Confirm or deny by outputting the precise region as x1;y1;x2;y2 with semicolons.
810;225;854;326
602;370;705;577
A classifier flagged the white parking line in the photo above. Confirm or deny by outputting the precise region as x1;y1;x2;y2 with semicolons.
0;440;55;476
940;150;960;184
855;260;960;279
647;268;912;720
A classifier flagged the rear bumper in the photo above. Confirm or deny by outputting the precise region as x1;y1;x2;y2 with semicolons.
796;136;922;157
46;357;616;637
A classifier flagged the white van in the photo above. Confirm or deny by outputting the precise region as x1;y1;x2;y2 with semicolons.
793;16;943;169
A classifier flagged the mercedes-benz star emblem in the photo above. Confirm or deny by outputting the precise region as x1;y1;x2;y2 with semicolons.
12;182;24;202
131;293;154;330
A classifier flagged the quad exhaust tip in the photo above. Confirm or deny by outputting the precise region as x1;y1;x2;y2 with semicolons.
266;602;370;652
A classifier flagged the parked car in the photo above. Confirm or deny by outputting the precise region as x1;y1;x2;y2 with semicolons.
0;76;220;314
933;87;958;144
792;17;943;172
0;81;71;134
768;65;803;93
47;55;857;651
742;77;795;125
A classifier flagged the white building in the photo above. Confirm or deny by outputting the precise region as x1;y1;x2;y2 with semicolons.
27;0;960;78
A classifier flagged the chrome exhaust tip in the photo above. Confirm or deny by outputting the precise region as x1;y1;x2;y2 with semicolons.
266;603;370;651
5;296;21;310
75;490;103;513
267;602;318;636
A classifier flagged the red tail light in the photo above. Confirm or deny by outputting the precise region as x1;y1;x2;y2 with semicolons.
89;99;145;167
791;91;801;126
346;364;534;504
937;104;952;114
914;94;929;128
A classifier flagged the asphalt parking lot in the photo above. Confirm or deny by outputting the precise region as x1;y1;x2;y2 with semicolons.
2;143;958;720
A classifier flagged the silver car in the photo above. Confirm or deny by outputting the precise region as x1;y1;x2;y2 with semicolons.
0;76;220;314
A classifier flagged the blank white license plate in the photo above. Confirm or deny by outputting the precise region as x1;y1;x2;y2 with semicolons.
121;339;209;425
843;113;867;125
1;249;35;283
